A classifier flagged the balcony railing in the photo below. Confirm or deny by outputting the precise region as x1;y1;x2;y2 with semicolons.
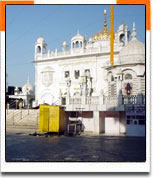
40;45;119;60
123;95;137;105
86;96;99;105
61;94;145;106
103;95;118;105
69;98;81;105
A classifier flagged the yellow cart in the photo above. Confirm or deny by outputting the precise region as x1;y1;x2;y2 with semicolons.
39;105;65;134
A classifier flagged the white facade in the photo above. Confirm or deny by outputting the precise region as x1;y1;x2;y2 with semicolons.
33;10;145;136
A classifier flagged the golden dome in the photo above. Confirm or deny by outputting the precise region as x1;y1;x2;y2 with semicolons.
91;27;110;41
91;9;110;41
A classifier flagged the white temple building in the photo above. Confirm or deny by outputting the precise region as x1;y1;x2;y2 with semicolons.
8;77;35;108
33;10;145;136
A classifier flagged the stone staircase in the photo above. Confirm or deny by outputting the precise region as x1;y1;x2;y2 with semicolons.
6;109;39;128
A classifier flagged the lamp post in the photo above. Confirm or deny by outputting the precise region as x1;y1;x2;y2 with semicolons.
7;103;9;115
66;77;71;97
28;104;30;115
80;72;87;96
117;68;123;95
80;71;93;97
65;77;71;105
116;68;123;105
87;73;93;97
16;100;18;109
19;101;22;119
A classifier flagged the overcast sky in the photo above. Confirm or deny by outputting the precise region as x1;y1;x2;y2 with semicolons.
6;4;145;87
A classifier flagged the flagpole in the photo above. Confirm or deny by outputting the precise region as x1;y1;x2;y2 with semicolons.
110;5;114;66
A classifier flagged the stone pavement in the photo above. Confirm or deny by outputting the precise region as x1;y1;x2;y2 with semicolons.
6;132;146;162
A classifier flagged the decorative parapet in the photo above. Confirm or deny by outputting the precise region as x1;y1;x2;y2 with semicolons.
36;45;119;61
103;95;118;105
61;94;145;111
69;97;81;105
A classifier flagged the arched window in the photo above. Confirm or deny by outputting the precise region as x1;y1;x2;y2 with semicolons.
125;73;132;80
119;34;125;46
37;46;41;53
73;42;75;48
75;41;79;48
111;75;114;82
108;73;114;82
80;41;82;48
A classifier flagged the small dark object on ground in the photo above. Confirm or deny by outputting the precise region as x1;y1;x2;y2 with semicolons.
29;131;81;137
29;132;64;137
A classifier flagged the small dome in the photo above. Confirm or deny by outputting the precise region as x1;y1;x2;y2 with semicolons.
119;39;145;64
71;30;84;42
36;36;45;43
118;24;125;31
15;86;18;90
22;77;33;94
62;41;67;47
119;22;145;64
118;23;129;34
91;27;110;41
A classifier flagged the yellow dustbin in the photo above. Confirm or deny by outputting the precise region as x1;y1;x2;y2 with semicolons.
39;105;65;133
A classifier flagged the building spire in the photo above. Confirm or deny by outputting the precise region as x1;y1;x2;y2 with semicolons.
104;9;107;28
27;76;30;83
122;19;125;25
77;29;80;35
132;22;137;40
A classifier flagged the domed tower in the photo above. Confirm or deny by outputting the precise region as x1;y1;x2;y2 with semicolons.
117;22;145;95
117;22;130;47
71;30;85;49
35;36;47;58
119;22;145;65
22;76;33;95
62;41;68;52
105;22;145;96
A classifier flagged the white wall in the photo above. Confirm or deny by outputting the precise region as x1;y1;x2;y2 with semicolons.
119;112;126;133
82;117;94;132
105;117;120;134
36;62;61;105
34;50;117;105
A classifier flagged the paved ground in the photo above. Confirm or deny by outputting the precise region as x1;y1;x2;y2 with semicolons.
6;130;146;162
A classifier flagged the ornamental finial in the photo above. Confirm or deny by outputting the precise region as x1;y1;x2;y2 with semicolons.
27;76;29;83
132;22;137;40
77;29;80;35
104;9;107;28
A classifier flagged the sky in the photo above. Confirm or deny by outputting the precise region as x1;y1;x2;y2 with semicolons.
6;4;145;87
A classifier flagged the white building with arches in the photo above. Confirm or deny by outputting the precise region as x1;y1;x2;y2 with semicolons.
33;10;145;136
8;77;35;108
